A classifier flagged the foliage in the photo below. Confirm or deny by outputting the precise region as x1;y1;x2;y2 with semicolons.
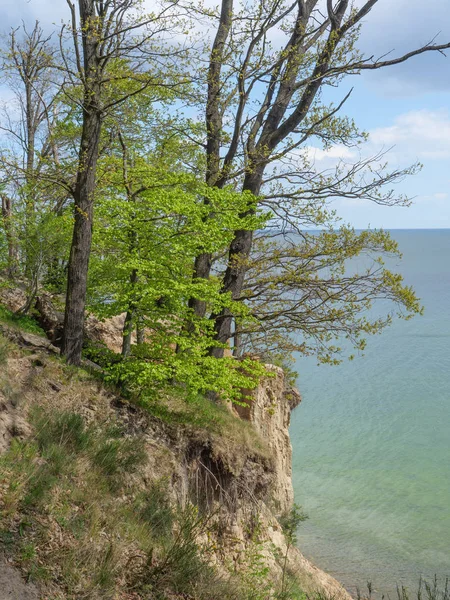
0;407;264;600
279;505;309;548
0;0;431;394
87;138;269;401
0;302;45;335
237;228;423;365
108;348;267;404
238;518;274;600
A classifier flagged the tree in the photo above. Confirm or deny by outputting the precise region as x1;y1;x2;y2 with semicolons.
0;22;69;303
234;228;422;365
184;0;449;359
60;0;185;364
87;114;267;398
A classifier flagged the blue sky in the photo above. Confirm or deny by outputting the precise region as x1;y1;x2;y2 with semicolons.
332;0;450;228
1;0;450;228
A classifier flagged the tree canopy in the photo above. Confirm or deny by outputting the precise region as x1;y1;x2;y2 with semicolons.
1;0;447;402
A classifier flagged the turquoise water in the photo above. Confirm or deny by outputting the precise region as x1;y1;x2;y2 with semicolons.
290;230;450;597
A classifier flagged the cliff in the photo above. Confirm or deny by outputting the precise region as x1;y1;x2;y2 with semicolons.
0;316;351;599
224;366;350;598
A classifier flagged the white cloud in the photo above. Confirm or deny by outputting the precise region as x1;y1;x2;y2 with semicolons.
369;110;450;162
303;145;358;165
355;0;450;95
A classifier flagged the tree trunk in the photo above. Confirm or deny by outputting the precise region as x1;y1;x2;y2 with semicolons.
188;252;213;318
122;310;134;357
189;0;233;319
136;318;145;345
61;108;102;364
233;326;242;357
121;269;138;357
210;168;264;358
1;195;19;280
61;0;102;365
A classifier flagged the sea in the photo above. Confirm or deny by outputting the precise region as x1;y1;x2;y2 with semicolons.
290;229;450;598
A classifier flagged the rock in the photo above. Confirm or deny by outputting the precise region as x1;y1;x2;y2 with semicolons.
0;286;27;313
17;331;59;354
81;358;102;372
0;325;59;354
2;284;133;355
34;294;64;346
235;364;301;515
34;292;128;354
85;313;128;354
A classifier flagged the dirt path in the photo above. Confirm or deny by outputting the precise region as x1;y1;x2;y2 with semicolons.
0;558;40;600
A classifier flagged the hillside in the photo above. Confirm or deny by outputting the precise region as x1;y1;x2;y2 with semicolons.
0;303;350;600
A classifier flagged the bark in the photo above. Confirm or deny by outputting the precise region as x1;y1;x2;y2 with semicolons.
122;310;134;357
61;110;101;363
136;320;145;345
188;252;213;318
61;0;102;365
117;130;140;358
121;269;138;357
210;167;264;358
1;195;19;280
232;326;242;357
189;0;233;318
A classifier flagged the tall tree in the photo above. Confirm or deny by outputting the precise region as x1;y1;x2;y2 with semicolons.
60;0;183;364
0;22;64;299
186;0;450;358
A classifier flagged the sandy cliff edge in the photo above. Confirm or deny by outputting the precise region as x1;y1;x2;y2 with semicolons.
0;309;351;599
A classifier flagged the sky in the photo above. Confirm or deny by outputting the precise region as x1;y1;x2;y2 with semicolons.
1;0;450;229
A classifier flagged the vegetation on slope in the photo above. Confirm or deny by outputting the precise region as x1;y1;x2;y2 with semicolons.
1;325;449;599
0;321;306;599
1;1;448;597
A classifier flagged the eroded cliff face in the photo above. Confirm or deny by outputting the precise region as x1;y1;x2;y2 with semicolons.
234;365;301;515
220;366;351;599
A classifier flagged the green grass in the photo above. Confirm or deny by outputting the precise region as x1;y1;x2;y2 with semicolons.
0;407;275;600
0;303;45;335
138;387;271;460
0;329;447;600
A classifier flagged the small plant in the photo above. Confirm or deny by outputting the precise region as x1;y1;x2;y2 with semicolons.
139;504;219;599
277;505;308;600
138;481;175;539
91;434;147;488
82;339;122;369
0;335;10;365
278;504;308;548
33;409;91;454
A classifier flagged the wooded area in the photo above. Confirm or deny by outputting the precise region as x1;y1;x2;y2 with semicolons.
1;0;447;401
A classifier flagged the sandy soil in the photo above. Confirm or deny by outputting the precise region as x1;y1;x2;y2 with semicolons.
0;557;39;600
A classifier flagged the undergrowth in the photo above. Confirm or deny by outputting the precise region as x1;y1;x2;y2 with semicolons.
0;302;45;335
2;317;446;600
138;387;270;459
0;407;280;599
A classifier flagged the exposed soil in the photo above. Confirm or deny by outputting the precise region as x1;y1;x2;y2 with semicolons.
0;557;40;600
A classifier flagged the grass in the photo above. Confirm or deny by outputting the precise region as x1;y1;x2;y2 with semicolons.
138;387;271;463
0;295;269;469
0;406;275;600
0;302;45;335
0;333;282;599
354;579;450;600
